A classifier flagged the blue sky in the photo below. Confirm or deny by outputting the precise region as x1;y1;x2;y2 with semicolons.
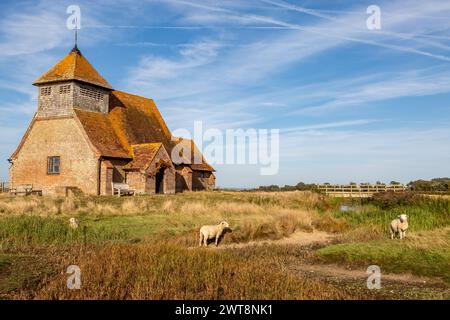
0;0;450;188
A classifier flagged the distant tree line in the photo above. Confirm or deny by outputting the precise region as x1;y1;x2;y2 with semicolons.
254;178;450;193
255;182;317;192
407;178;450;192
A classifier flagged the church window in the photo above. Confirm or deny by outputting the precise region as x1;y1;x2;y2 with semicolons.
40;87;52;96
47;156;60;174
80;87;103;101
59;84;71;94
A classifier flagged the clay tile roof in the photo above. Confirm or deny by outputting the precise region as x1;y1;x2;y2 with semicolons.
175;138;215;172
73;85;214;172
123;143;162;170
74;109;130;158
108;90;173;153
33;47;112;89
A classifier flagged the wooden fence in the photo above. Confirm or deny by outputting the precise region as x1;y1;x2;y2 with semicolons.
317;184;406;198
0;182;9;193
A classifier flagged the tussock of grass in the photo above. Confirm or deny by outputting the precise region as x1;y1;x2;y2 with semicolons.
312;214;349;233
165;210;314;247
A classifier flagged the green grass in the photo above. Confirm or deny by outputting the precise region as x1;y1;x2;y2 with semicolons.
316;231;450;282
331;197;450;232
0;215;128;249
0;253;56;299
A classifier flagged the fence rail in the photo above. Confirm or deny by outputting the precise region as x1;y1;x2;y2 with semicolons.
317;184;406;198
0;182;9;193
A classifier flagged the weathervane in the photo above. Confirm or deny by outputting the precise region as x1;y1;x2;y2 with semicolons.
73;15;79;52
66;5;81;51
74;26;78;49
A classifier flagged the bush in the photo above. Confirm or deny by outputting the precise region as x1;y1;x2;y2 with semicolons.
370;192;420;209
312;214;349;233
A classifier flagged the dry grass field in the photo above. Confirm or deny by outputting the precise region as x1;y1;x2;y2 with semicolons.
0;191;449;300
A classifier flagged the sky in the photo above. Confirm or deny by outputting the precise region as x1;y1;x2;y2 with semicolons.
0;0;449;188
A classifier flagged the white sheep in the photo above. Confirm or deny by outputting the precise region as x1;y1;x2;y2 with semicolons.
390;214;408;239
199;221;231;247
69;217;80;230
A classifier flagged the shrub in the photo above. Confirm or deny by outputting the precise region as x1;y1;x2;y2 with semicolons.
370;192;421;209
312;214;349;233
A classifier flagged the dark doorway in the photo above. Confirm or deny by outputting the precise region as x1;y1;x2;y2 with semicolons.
155;167;165;194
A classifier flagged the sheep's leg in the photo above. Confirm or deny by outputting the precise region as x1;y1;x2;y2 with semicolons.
204;235;208;247
390;230;394;240
199;233;203;247
399;231;403;240
215;231;223;246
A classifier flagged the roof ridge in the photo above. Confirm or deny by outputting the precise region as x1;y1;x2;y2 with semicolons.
72;50;78;76
113;89;154;101
131;142;162;148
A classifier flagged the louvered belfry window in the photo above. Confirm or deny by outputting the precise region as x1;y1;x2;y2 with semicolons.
80;87;103;101
59;84;71;94
40;87;52;96
47;156;60;174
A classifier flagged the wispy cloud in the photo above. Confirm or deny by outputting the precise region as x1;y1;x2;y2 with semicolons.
295;67;450;114
124;0;450;109
282;119;382;132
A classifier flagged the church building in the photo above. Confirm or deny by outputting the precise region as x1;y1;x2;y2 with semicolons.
8;46;215;195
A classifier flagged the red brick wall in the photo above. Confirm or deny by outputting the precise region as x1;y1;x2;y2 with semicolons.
163;167;176;194
192;171;216;191
100;159;130;195
175;165;192;192
10;117;99;195
126;171;146;194
142;146;175;194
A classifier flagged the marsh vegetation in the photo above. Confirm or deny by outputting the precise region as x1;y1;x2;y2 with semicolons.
0;191;448;299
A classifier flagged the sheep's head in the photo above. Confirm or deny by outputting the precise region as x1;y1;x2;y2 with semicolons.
220;221;230;229
69;217;79;229
398;214;408;222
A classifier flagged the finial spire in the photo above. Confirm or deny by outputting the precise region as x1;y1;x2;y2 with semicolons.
71;28;80;54
74;27;78;49
71;17;79;52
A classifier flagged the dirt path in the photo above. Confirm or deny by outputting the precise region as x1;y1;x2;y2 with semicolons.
292;262;447;286
217;230;335;249
292;262;449;299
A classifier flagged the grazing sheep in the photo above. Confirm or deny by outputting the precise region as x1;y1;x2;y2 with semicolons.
390;214;408;239
69;217;80;230
199;221;231;247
